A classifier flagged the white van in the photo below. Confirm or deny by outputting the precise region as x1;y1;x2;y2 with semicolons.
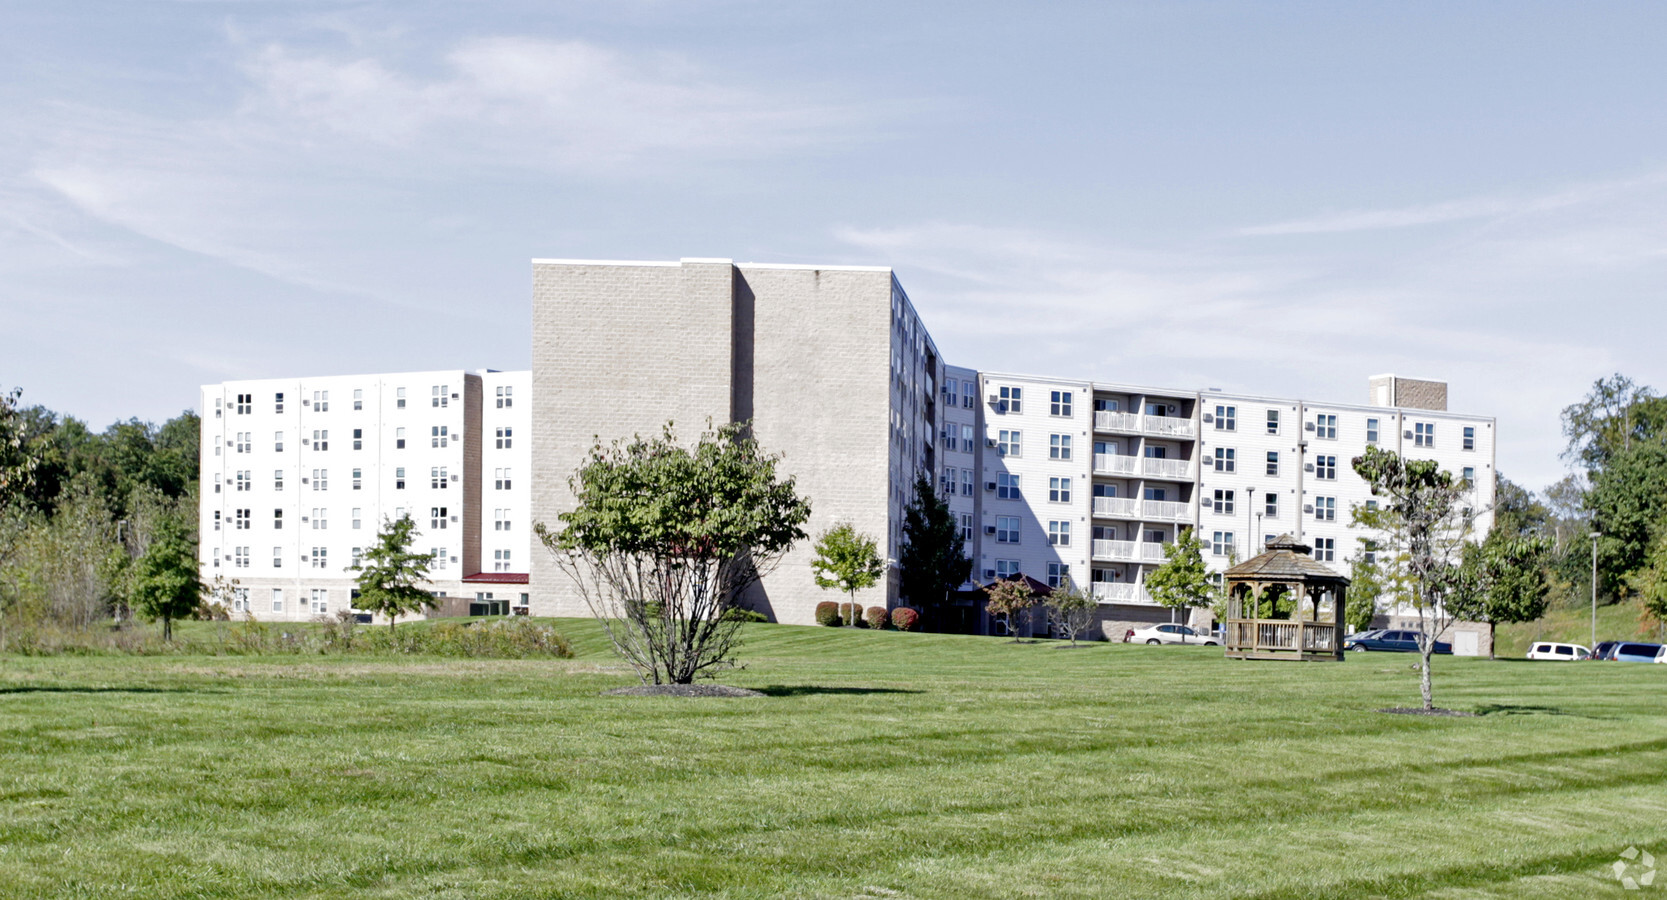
1526;642;1589;661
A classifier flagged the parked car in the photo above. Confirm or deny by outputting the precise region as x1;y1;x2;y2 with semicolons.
1656;645;1667;664
1526;642;1590;661
1591;641;1620;661
1130;623;1217;645
1343;629;1452;654
1611;642;1663;663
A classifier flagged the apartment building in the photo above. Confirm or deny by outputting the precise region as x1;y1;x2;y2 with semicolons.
199;369;530;621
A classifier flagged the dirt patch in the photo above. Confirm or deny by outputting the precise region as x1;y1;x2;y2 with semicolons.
603;684;764;698
1377;707;1478;717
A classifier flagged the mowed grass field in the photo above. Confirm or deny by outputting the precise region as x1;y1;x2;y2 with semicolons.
3;621;1665;899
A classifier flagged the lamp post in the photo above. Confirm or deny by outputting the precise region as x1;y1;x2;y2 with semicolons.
1590;531;1601;651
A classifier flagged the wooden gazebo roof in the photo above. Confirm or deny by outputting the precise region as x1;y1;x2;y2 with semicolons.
1224;534;1350;585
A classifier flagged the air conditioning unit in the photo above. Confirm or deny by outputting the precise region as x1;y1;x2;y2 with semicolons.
984;525;997;535
983;568;996;579
1303;504;1314;514
985;481;997;492
300;516;308;522
301;477;308;484
988;394;1000;404
451;515;459;523
1201;413;1213;424
1304;463;1315;472
986;438;998;448
1305;421;1316;431
1166;405;1177;415
1404;430;1414;439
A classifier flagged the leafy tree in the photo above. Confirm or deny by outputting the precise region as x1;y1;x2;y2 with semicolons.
1449;533;1551;659
0;386;35;510
1352;445;1476;711
1584;442;1667;598
128;516;203;641
1626;531;1667;641
1561;374;1659;469
1344;541;1387;633
537;422;810;685
897;474;970;618
985;577;1035;641
1493;473;1550;541
1145;528;1213;623
811;522;884;626
348;513;436;632
1045;578;1095;646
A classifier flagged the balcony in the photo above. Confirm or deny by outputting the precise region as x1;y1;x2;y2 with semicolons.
1092;497;1192;522
1142;415;1195;438
1091;539;1169;564
1092;496;1140;518
1093;454;1139;476
1142;457;1192;480
1091;582;1152;604
1094;411;1141;433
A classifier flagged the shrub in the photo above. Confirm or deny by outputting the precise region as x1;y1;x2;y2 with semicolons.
890;607;921;632
839;602;866;627
721;607;769;624
423;618;574;658
815;601;842;627
865;606;888;629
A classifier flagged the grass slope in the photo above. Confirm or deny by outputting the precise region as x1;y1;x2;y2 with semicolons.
1497;599;1665;657
2;621;1664;898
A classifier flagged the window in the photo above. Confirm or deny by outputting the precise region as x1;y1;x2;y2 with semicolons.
234;546;249;568
961;381;975;409
432;507;448;530
431;548;448;571
352;507;362;530
1213;447;1235;473
212;545;219;566
353;388;363;411
996;516;1020;543
235;470;250;492
1050;390;1073;417
995;559;1021;579
944;379;959;408
272;547;282;570
235;432;250;454
960;513;974;542
433;466;448;489
395;467;406;490
396;387;406;409
311;469;327;490
1049;476;1072;503
494;468;510;490
493;549;513;573
432;385;448;408
274;431;284;452
1212;489;1235;515
941;467;956;497
352;468;362;490
311;507;327;530
313;390;329;412
996;385;1022;414
1366;418;1380;444
495;508;510;531
311;547;327;569
214;398;222;419
1313;537;1335;562
1266;410;1280;434
274;393;284;414
274;470;283;490
351;547;363;569
1048;520;1070;546
496;385;513;408
1215;405;1236;431
1314;496;1336;521
1315;414;1336;439
1049;434;1072;460
1414;422;1435;448
274;508;283;529
997;430;1021;457
1463;426;1476;451
1366;500;1379;512
961;469;973;496
1211;532;1234;556
234;508;250;530
432;425;448;448
312;429;328;451
213;510;221;531
1264;492;1278;517
996;472;1021;500
1265;451;1279;477
235;393;252;415
496;427;512;449
1046;562;1069;589
1315;455;1336;480
352;428;363;450
1462;466;1475;486
310;589;328;614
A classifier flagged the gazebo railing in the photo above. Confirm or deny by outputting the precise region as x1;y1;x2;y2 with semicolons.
1227;618;1338;654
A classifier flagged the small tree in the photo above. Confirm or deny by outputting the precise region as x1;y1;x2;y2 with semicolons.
898;474;971;622
985;577;1035;642
1630;531;1667;640
538;422;810;685
812;522;884;627
1145;528;1213;624
1353;445;1476;711
349;513;435;633
1451;533;1551;659
128;516;202;641
1344;541;1386;633
1045;578;1095;646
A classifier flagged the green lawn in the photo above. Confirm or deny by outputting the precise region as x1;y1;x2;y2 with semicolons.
2;621;1664;898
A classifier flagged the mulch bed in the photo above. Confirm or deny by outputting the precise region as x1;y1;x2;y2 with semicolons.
1377;707;1477;717
603;684;764;698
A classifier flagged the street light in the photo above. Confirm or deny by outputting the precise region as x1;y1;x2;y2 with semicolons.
1590;531;1602;651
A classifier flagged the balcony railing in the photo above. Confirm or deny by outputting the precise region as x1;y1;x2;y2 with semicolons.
1092;496;1140;517
1142;458;1192;479
1091;539;1169;563
1143;499;1190;521
1142;415;1195;438
1093;454;1139;476
1091;582;1151;603
1094;411;1141;433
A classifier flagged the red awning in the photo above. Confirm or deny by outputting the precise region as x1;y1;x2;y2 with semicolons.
462;573;530;585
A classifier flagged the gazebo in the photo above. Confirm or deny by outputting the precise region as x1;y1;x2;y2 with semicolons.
1223;534;1350;661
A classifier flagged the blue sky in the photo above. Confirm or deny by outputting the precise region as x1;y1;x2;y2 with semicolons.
5;1;1667;491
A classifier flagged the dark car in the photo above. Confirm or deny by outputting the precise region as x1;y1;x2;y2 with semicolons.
1591;641;1621;661
1611;642;1663;663
1343;629;1452;654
